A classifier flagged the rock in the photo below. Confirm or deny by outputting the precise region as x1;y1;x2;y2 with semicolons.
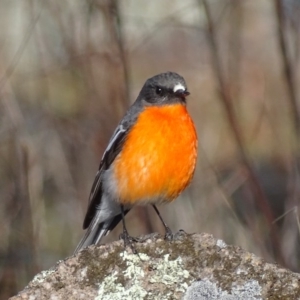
10;232;300;300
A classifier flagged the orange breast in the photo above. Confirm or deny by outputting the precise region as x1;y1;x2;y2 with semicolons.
113;103;198;205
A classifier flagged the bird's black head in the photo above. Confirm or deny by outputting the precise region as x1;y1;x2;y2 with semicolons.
138;72;190;105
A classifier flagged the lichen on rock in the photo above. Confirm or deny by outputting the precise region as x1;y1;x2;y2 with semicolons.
9;233;300;300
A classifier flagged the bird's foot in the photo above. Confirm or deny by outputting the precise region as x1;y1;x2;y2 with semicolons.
174;229;187;240
119;231;138;254
164;226;174;241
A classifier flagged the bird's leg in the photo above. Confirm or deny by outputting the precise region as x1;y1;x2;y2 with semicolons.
152;205;173;240
119;205;137;254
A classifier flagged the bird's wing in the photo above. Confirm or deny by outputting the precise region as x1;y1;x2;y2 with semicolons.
82;123;128;229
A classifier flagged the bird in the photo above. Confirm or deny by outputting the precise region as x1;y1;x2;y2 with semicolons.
74;72;198;254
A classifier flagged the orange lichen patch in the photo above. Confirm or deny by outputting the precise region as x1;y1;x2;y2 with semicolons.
113;103;198;205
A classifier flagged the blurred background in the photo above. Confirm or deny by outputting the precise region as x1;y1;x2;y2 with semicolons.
1;0;300;298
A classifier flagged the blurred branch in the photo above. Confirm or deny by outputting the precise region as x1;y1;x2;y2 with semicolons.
201;0;285;266
275;0;300;270
0;136;38;298
92;0;131;119
113;0;131;106
227;0;242;103
127;4;196;53
200;145;271;259
274;0;300;135
0;0;45;95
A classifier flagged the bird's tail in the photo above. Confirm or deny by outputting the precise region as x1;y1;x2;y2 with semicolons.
74;211;128;255
74;219;110;254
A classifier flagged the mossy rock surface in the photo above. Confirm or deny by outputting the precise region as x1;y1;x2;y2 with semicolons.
10;233;300;300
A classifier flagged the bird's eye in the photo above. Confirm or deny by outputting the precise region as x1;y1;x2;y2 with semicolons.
156;87;163;95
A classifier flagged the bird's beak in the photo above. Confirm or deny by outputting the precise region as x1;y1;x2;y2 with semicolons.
175;89;190;98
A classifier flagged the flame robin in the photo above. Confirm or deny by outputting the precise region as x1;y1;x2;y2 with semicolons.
74;72;197;254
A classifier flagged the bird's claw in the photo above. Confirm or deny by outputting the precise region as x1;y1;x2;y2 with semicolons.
164;227;174;241
119;231;138;254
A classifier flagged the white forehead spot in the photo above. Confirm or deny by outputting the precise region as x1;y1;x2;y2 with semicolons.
173;83;185;92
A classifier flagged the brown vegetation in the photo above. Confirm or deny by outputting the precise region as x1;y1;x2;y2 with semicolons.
1;0;300;298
